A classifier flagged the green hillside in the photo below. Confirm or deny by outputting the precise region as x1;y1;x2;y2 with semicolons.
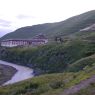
0;60;95;95
1;10;95;41
0;38;95;95
1;40;95;74
1;10;95;95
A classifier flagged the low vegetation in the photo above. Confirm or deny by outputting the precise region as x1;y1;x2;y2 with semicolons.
74;82;95;95
0;40;95;75
0;63;95;95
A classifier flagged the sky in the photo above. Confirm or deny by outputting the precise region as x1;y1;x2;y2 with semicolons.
0;0;95;37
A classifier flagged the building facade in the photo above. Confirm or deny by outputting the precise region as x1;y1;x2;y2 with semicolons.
1;35;48;47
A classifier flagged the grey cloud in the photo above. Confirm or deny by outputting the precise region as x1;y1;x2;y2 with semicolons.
0;19;11;27
17;14;37;19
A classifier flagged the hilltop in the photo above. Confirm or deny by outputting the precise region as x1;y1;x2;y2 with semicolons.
1;10;95;41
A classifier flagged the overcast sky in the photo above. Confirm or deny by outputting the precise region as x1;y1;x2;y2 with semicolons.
0;0;95;37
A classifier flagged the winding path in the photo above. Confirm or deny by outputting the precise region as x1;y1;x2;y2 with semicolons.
0;60;34;85
60;75;95;95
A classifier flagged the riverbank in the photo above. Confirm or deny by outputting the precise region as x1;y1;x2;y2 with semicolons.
0;64;17;85
0;60;34;85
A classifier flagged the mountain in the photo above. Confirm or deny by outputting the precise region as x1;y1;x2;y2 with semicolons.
1;10;95;95
1;10;95;41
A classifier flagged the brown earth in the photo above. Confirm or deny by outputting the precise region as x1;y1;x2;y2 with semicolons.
60;75;95;95
0;64;17;85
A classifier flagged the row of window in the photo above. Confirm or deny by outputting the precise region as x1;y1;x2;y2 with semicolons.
1;41;45;46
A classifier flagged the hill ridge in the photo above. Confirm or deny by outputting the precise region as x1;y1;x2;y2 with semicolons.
1;10;95;41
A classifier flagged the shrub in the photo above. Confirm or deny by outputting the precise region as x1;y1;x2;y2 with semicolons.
49;81;65;89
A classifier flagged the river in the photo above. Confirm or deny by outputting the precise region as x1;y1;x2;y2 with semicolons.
0;60;34;85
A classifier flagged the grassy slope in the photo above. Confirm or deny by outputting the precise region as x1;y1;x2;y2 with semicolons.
1;10;95;40
0;39;95;94
1;40;95;74
74;82;95;95
0;59;95;95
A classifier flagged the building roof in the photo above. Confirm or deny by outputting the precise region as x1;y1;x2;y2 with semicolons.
1;34;48;42
33;34;47;39
1;39;46;42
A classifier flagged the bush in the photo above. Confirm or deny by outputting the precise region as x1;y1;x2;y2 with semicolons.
49;81;65;89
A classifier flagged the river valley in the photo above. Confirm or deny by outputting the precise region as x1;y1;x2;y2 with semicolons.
0;60;34;85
